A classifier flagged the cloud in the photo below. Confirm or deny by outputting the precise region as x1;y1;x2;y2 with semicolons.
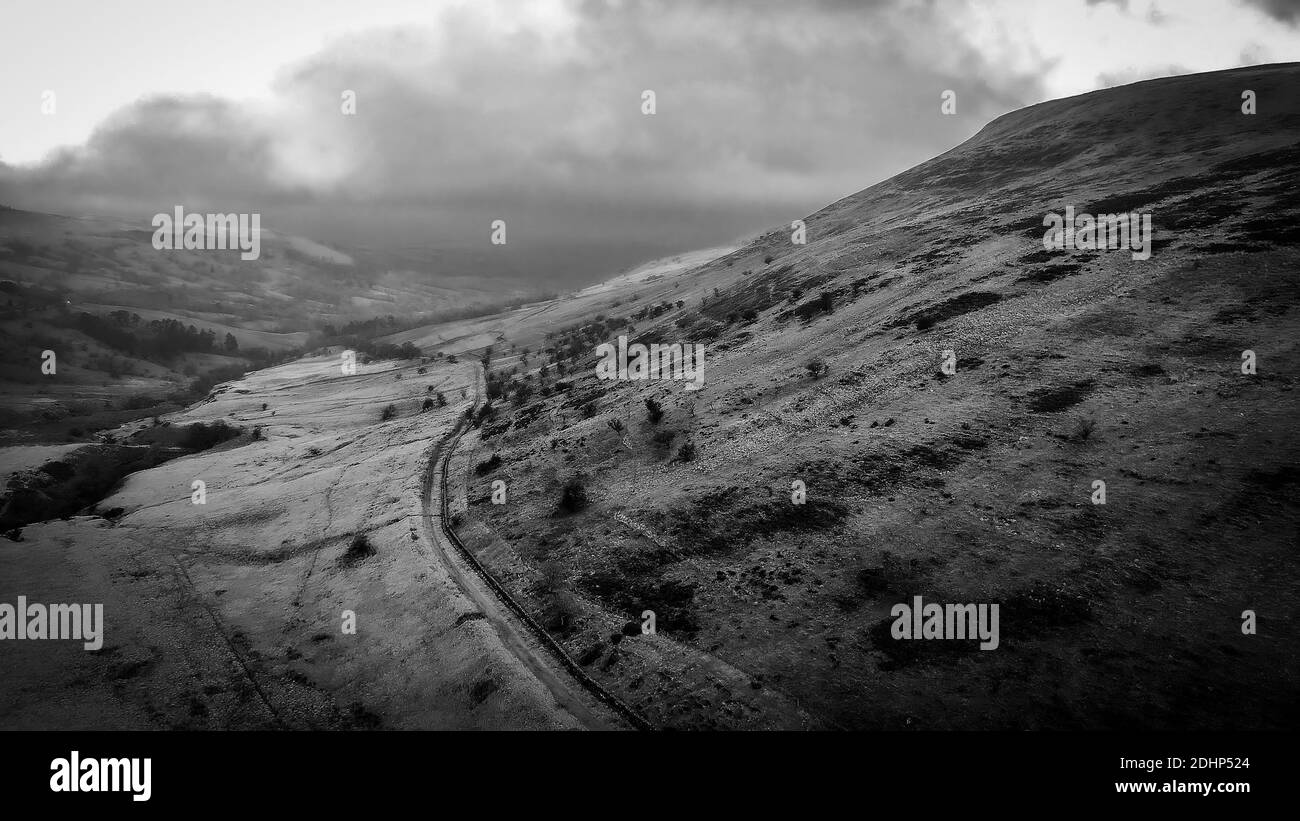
1239;0;1300;24
0;0;1049;283
1096;63;1192;88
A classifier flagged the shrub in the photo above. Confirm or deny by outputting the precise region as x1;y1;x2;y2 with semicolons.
422;398;435;411
380;403;398;421
475;453;503;475
676;441;696;462
537;559;566;595
607;418;624;433
342;532;376;564
556;475;589;514
1071;416;1097;441
645;398;664;424
806;360;828;379
539;590;580;637
182;420;240;451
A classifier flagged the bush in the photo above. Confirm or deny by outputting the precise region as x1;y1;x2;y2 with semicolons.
539;590;580;637
1071;416;1097;441
555;475;589;514
380;403;398;421
607;418;624;433
806;360;828;379
182;420;240;451
676;441;696;462
342;532;376;564
475;453;503;475
645;397;664;424
537;559;566;595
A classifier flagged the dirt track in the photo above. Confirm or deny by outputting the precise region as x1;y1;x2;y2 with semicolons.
417;365;629;730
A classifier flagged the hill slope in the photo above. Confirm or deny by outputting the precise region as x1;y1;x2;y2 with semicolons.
439;63;1300;729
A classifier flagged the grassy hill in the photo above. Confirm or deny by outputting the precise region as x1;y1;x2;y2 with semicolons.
435;63;1300;729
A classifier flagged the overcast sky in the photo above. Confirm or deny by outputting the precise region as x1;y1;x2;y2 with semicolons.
1;0;1297;280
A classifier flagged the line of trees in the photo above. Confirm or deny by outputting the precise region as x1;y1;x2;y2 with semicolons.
73;312;261;362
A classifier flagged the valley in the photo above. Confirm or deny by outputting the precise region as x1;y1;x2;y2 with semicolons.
2;63;1297;732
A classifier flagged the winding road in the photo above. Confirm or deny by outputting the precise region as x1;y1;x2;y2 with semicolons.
418;363;649;731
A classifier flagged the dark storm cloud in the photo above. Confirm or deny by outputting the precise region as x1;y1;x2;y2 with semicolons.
0;0;1049;278
2;96;302;213
1240;0;1300;23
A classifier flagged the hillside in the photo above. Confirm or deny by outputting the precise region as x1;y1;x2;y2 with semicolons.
0;207;554;444
437;63;1300;729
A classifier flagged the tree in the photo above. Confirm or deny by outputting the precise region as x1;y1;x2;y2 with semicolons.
224;332;238;352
